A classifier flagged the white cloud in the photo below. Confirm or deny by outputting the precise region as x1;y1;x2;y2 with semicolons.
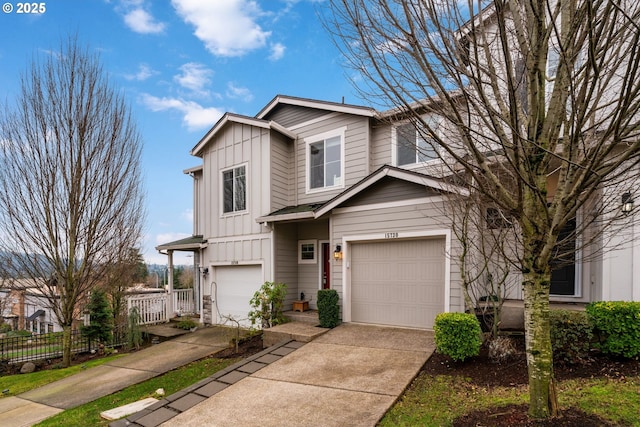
269;42;286;61
155;232;191;246
226;82;253;102
140;94;223;131
124;8;166;34
124;63;157;81
174;63;213;97
171;0;271;57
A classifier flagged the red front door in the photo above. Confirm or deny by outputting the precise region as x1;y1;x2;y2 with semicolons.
322;242;330;289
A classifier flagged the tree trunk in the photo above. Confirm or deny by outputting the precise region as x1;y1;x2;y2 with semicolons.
522;273;558;418
62;325;72;368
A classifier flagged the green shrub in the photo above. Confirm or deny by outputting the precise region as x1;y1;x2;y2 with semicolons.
0;323;12;333
176;319;198;330
586;301;640;358
434;312;482;362
248;282;287;329
81;290;113;343
317;289;340;328
549;309;593;364
126;307;143;350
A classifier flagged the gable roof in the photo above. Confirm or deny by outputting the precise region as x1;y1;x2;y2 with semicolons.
256;165;469;223
256;94;377;120
156;235;207;251
190;113;297;157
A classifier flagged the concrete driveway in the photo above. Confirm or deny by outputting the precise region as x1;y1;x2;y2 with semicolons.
163;324;435;427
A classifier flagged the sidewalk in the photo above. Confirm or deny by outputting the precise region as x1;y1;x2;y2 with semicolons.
0;326;238;427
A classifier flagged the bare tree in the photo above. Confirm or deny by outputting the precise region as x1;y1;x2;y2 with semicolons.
0;37;145;367
326;0;640;418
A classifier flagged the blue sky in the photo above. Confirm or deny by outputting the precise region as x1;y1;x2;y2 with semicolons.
0;0;360;265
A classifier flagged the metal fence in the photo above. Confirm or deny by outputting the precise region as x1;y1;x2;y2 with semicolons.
0;326;128;365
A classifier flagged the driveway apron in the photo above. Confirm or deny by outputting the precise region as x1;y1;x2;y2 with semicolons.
163;324;435;427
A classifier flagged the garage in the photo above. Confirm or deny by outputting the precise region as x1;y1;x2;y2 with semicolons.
350;238;446;329
213;265;262;326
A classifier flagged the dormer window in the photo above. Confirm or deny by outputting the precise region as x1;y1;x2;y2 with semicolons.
394;117;439;166
306;127;346;192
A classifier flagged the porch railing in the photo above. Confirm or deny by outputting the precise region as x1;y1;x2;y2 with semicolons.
126;289;195;326
127;293;167;325
173;289;194;315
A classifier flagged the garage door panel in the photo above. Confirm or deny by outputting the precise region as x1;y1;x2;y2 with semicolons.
215;265;262;327
351;239;445;329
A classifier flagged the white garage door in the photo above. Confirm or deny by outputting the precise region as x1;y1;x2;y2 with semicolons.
350;238;445;329
214;265;262;326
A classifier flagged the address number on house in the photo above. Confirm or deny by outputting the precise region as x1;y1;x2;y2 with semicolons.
385;232;399;239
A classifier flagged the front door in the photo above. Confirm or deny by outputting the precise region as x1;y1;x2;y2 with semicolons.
321;242;331;289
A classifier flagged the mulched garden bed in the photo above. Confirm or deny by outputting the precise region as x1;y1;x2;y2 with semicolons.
423;333;640;426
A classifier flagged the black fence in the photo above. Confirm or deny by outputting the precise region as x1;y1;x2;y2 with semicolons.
0;326;128;365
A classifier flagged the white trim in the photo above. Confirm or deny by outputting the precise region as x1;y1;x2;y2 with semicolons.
305;127;347;194
256;95;376;120
550;209;583;299
205;232;272;244
298;239;317;264
341;229;452;326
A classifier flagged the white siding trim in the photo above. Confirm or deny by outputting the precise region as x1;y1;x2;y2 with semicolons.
305;127;347;194
205;233;272;244
219;162;249;217
340;229;452;324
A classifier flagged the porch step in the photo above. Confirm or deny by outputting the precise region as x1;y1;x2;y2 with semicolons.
262;321;329;348
284;309;319;325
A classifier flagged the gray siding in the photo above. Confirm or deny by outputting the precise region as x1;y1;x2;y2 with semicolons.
263;105;329;128
342;177;440;207
294;115;371;205
371;124;393;169
270;131;294;211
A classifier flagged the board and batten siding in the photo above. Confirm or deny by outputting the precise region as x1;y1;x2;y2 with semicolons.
201;122;270;239
330;200;464;318
294;115;371;206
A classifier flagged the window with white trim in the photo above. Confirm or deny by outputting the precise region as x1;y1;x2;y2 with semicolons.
222;165;246;214
298;240;317;264
306;129;345;191
394;117;439;166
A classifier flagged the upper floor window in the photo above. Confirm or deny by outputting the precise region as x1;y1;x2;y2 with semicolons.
306;128;345;192
222;165;246;213
394;118;439;166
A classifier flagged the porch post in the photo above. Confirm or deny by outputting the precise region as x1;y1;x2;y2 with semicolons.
167;250;174;320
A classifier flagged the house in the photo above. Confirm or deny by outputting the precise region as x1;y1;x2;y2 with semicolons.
156;91;639;330
0;279;64;334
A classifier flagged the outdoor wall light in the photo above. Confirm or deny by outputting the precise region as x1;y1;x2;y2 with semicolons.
622;192;635;214
201;267;209;276
333;245;343;261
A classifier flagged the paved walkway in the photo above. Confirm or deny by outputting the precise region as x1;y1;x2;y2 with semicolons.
117;323;435;427
0;326;237;427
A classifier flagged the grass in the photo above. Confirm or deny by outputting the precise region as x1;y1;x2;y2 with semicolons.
379;373;640;426
34;356;240;427
0;354;125;397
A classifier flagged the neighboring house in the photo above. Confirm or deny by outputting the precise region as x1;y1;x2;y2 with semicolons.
156;92;638;330
0;279;63;334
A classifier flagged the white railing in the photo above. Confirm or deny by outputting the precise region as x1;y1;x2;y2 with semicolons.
127;293;168;325
173;289;195;315
127;290;195;325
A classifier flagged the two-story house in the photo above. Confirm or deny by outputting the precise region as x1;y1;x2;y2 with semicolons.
157;93;639;330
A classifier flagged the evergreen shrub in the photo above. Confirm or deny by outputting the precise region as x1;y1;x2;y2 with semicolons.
586;301;640;358
434;312;482;361
317;289;340;328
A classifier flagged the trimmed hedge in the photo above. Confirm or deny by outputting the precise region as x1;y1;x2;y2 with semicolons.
317;289;340;328
586;301;640;358
434;312;482;362
549;309;592;364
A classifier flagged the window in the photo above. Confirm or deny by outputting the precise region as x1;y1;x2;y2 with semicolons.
307;129;345;191
298;240;317;264
222;165;246;213
395;118;439;166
